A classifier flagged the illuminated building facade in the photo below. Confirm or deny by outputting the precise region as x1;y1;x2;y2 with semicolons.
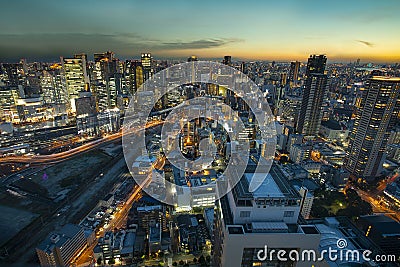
141;53;152;80
344;76;400;181
62;54;89;111
296;55;328;137
288;61;300;87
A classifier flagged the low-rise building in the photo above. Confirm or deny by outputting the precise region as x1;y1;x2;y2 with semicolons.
290;143;312;164
319;119;349;142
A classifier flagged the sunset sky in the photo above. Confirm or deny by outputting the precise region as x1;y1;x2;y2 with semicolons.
1;0;400;62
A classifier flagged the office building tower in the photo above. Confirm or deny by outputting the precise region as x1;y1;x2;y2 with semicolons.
240;61;247;74
288;61;300;86
40;67;68;111
125;60;144;94
305;54;326;77
91;51;121;111
344;76;400;181
280;73;287;87
62;54;90;111
36;224;87;267
296;55;328;137
213;164;321;267
187;55;199;62
141;53;152;80
0;87;20;122
222;55;232;66
94;51;114;63
2;62;25;86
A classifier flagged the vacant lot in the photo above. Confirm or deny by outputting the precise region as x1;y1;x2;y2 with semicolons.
28;150;113;197
0;205;39;246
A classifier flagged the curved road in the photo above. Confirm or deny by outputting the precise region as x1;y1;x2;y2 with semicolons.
0;121;163;165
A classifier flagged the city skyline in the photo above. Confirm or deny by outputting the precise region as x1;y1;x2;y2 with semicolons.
1;0;400;63
1;1;400;266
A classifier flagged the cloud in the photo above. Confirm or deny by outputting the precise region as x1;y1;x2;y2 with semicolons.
161;38;244;50
0;33;243;61
356;40;374;47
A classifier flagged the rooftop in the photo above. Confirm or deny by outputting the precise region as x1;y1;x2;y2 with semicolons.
245;173;284;198
37;224;83;253
233;164;301;201
321;119;342;130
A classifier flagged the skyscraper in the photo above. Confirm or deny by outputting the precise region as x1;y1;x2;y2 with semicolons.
344;76;400;181
125;60;144;95
222;55;232;66
288;61;300;86
187;55;198;62
141;53;152;80
305;54;326;77
296;55;328;137
91;51;121;111
40;66;68;111
61;54;90;111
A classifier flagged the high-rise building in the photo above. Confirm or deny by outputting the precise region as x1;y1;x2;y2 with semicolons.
125;60;144;94
91;51;121;111
36;224;87;267
40;66;68;112
296;55;328;137
213;164;321;267
187;55;198;62
2;62;25;86
94;51;114;63
288;61;300;86
141;53;153;80
344;76;400;181
305;54;326;77
0;87;20;122
61;54;90;111
222;55;232;66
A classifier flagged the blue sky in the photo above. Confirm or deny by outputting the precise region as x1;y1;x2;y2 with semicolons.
1;0;399;62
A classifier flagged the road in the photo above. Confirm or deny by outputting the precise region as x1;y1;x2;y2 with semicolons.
0;133;121;165
355;188;400;222
70;143;164;266
0;120;163;165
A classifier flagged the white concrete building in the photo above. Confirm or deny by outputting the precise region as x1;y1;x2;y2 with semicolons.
213;164;325;267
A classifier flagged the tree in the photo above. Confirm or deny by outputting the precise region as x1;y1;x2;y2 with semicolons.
311;205;329;218
206;255;211;262
172;262;178;266
108;258;115;265
345;188;361;202
199;255;206;264
193;257;197;263
192;207;202;213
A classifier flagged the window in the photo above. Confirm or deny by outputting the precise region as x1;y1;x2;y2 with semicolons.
284;211;295;217
240;211;251;218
